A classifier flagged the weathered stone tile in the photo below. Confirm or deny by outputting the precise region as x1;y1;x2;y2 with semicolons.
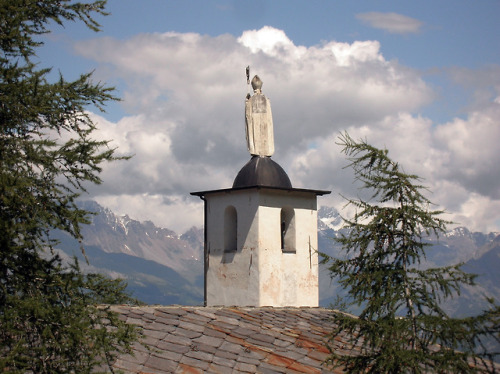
140;335;159;347
203;326;228;339
192;308;218;320
290;346;310;357
224;333;246;346
207;362;233;374
257;362;288;373
252;332;276;344
193;333;224;348
266;352;295;368
238;313;262;325
262;326;288;338
144;354;178;372
130;340;150;354
278;349;306;361
119;349;149;365
274;338;293;348
218;340;244;354
112;358;144;372
307;349;330;362
173;326;203;339
110;305;131;314
237;320;261;331
185;348;214;362
210;320;238;331
139;311;157;322
296;338;330;353
184;311;211;324
231;326;257;339
156;307;188;317
152;349;183;363
288;360;322;374
190;341;217;354
179;355;210;370
213;348;238;361
175;363;204;373
156;340;190;354
116;313;128;322
163;332;192;346
145;321;177;334
153;315;181;327
141;366;176;374
234;361;258;372
126;317;148;326
215;309;242;320
178;320;206;333
128;310;145;318
213;314;240;326
246;337;275;349
300;330;324;342
142;327;168;339
236;354;260;366
212;354;237;368
239;345;267;360
280;331;300;341
297;354;323;368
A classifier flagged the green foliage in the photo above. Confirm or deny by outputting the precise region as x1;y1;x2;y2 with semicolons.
322;132;499;373
1;259;137;373
0;1;138;372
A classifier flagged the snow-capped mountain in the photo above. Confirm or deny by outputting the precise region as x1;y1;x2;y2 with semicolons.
77;200;203;282
318;206;344;231
54;201;500;314
53;201;204;305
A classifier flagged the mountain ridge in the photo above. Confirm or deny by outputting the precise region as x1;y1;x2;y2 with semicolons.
54;200;500;313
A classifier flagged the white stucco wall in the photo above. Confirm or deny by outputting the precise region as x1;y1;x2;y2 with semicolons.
205;188;319;307
258;190;319;307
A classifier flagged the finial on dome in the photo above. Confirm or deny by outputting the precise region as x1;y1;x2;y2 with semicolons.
251;75;263;92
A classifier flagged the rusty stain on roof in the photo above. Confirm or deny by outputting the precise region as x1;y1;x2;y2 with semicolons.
112;306;344;373
111;306;499;373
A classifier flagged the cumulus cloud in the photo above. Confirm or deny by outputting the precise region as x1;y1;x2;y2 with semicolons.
74;26;500;234
434;108;500;199
356;12;423;34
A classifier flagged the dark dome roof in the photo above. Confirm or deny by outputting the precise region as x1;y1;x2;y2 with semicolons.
233;156;292;189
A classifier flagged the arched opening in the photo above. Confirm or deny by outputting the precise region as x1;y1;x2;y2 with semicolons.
224;206;237;252
281;207;296;253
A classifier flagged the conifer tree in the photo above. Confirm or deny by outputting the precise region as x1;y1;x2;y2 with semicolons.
322;132;499;373
0;1;138;372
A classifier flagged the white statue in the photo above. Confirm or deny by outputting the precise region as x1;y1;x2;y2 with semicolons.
245;75;274;157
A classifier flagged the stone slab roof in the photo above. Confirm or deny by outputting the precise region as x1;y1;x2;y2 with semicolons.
111;305;500;374
111;306;347;374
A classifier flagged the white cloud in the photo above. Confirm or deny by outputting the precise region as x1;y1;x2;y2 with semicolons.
434;106;500;199
238;26;301;57
74;27;500;234
327;40;385;67
288;108;500;233
356;12;423;34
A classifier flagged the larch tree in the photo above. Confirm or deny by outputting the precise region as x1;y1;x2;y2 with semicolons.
0;1;139;372
322;132;499;373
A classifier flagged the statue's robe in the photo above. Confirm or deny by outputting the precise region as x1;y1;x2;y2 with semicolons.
245;93;274;157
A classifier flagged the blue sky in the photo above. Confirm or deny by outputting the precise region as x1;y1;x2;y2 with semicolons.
39;0;500;233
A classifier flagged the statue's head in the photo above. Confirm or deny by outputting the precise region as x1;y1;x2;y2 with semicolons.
251;75;263;92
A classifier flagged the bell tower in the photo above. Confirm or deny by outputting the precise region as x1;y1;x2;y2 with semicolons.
191;73;330;307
